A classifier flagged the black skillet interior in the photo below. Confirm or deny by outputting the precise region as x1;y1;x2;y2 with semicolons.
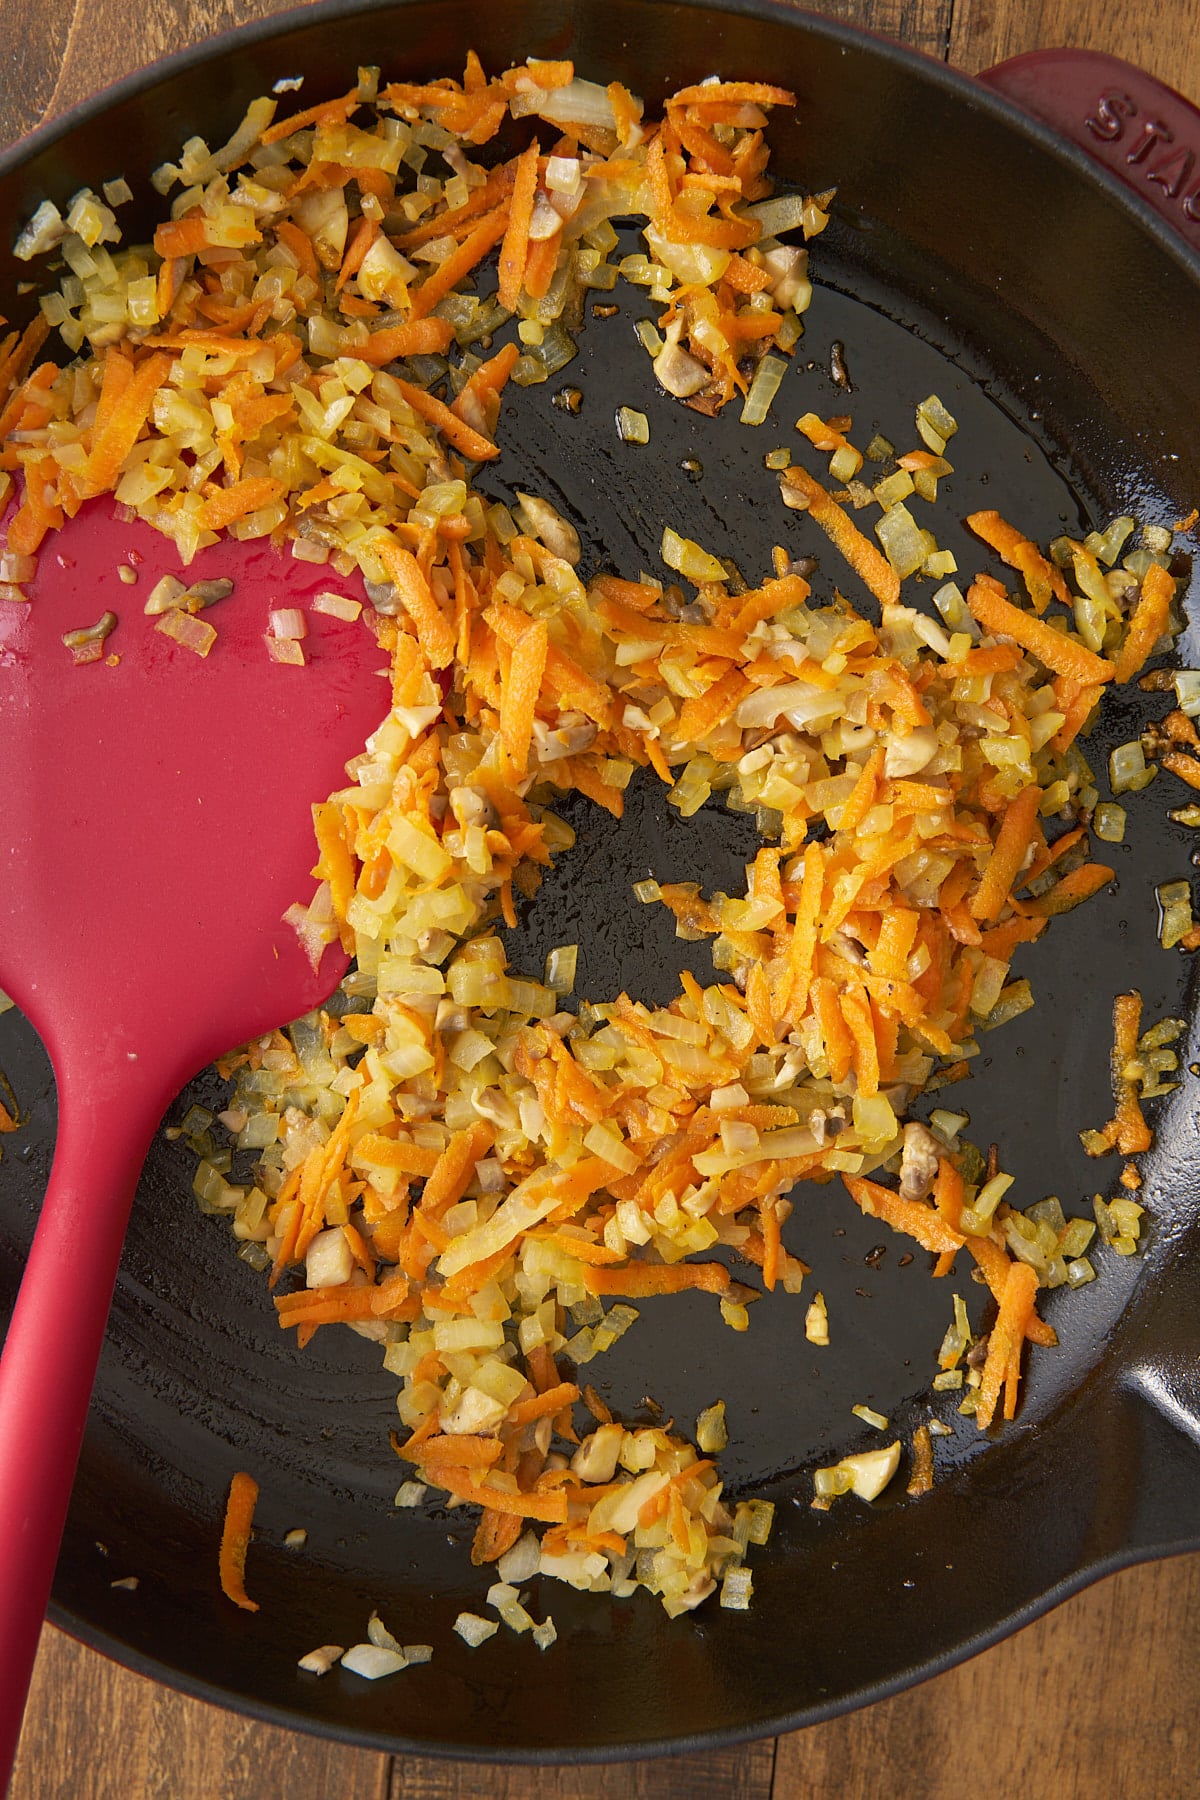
3;0;1200;1760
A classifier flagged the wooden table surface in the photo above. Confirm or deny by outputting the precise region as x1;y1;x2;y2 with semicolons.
6;0;1200;1794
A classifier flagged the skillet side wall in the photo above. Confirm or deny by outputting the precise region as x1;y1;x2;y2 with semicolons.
0;0;1199;1760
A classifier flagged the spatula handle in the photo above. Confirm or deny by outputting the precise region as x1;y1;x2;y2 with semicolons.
0;1079;160;1795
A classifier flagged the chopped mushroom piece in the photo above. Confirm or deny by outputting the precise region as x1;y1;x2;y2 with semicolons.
898;1122;941;1203
758;243;810;310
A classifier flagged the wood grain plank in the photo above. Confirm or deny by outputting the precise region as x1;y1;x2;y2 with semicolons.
950;0;1200;85
6;0;300;136
774;1552;1200;1799
0;0;79;144
392;1741;775;1800
798;0;949;58
11;1624;391;1800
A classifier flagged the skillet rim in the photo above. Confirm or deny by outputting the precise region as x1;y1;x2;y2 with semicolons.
5;0;1200;1760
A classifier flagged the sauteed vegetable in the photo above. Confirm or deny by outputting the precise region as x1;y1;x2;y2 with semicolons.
2;53;1186;1622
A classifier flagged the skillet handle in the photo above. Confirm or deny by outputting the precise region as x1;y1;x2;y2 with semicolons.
979;49;1200;255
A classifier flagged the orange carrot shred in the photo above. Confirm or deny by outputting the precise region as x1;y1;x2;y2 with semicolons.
969;784;1042;923
374;535;457;668
1104;991;1153;1155
582;1260;731;1297
500;617;548;774
975;1261;1039;1430
84;352;172;492
966;510;1070;614
410;205;510;319
497;141;540;312
219;1471;260;1612
779;464;901;606
1114;562;1175;684
965;575;1115;686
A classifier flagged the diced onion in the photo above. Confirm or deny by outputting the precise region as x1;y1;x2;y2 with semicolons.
265;634;305;665
739;353;787;427
1109;740;1151;795
661;526;726;583
851;1403;889;1430
805;1291;829;1345
696;1400;728;1453
1174;670;1200;716
312;590;362;620
453;1611;499;1647
1157;879;1194;949
269;607;307;639
617;406;650;444
156;610;216;657
341;1642;407;1679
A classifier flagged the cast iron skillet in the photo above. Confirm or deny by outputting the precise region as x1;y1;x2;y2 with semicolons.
2;0;1200;1762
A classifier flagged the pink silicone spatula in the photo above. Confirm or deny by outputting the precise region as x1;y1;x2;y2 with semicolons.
0;497;390;1784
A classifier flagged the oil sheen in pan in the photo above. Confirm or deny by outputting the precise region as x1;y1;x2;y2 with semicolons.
0;273;1191;1595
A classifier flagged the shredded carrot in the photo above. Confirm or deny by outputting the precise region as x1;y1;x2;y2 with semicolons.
779;464;901;606
193;475;284;532
966;510;1070;615
760;1198;782;1292
671;79;795;106
975;1261;1039;1430
471;1509;524;1565
840;983;880;1097
354;1133;440;1175
274;1284;382;1327
153;212;211;260
373;535;457;668
582;1261;731;1297
934;1158;963;1234
354;318;456;363
218;1472;260;1612
410;205;510;318
497;140;540;312
811;975;854;1083
335;214;380;292
84;352;172;491
1160;748;1200;792
500;616;548;774
967;1237;1056;1348
965;575;1115;686
969;784;1042;923
419;1122;494;1220
843;1176;964;1257
509;1381;581;1426
838;746;885;834
1104;992;1153;1155
781;841;824;1019
388;374;500;462
260;88;363;145
453;340;521;427
1114;562;1175;684
432;1469;569;1522
418;1434;505;1468
1024;862;1113;916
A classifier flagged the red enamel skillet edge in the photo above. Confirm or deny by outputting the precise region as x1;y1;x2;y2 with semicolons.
3;0;1200;1764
